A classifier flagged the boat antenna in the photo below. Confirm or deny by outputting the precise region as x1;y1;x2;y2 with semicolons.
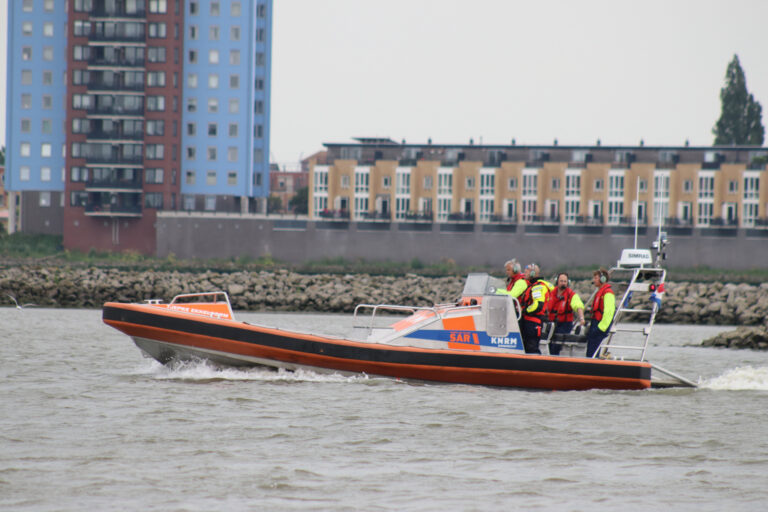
633;176;640;250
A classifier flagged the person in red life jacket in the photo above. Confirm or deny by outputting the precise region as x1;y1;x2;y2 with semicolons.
518;264;553;354
545;272;586;355
586;268;616;357
494;258;528;300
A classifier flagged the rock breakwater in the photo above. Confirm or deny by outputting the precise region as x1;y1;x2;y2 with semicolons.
2;266;767;332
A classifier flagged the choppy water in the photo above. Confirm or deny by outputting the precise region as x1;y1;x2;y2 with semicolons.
2;308;768;511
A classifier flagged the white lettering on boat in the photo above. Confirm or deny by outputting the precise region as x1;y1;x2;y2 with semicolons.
167;304;230;319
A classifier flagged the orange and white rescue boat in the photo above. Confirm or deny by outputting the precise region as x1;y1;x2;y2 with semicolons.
103;243;696;391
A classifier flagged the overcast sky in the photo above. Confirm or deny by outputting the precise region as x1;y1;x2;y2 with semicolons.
2;0;767;165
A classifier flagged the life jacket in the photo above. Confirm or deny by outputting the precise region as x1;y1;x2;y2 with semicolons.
506;273;525;291
521;279;552;324
592;283;613;321
547;287;575;323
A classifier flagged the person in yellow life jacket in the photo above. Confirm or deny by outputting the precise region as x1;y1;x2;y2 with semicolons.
545;272;586;355
518;264;553;354
586;268;615;357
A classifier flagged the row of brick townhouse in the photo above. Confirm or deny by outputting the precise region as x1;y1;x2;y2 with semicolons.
310;139;768;229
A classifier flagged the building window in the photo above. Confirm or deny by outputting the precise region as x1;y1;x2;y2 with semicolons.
188;50;198;64
383;176;391;189
257;3;267;18
230;26;241;41
189;25;198;39
465;177;475;190
522;174;537;196
21;119;31;132
44;22;54;37
256;53;265;66
210;2;220;16
229;50;240;65
189;2;198;15
639;178;648;193
209;26;220;41
208;74;219;89
254;101;264;114
229;99;239;113
149;0;167;13
146;120;165;136
206;171;217;185
42;95;53;109
147;72;166;87
185;171;196;185
594;179;604;192
230;75;240;88
146;144;164;160
551;178;560;191
255;124;263;138
341;175;350;189
187;74;198;88
42;71;53;85
22;94;32;109
227;147;237;162
148;47;166;63
187;98;197;112
227;172;237;185
145;192;164;209
208;123;217;136
145;168;164;184
42;119;52;134
40;192;52;207
232;2;242;16
147;96;166;111
148;22;167;38
424;176;433;190
43;47;53;61
186;147;196;160
41;167;52;181
229;124;238;137
22;47;32;61
187;123;196;136
728;180;738;194
208;98;218;113
22;22;33;36
257;28;265;42
209;50;219;64
22;70;32;85
23;0;33;11
207;147;217;161
205;196;216;211
20;166;31;181
41;143;52;157
683;179;693;193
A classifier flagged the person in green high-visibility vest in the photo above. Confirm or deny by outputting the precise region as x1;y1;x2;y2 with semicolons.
586;268;615;358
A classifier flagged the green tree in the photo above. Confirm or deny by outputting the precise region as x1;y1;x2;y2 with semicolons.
289;186;308;214
1;146;5;165
267;195;283;213
713;54;765;145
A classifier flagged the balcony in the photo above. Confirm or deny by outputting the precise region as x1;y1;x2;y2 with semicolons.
84;192;142;217
318;209;350;220
526;215;560;225
616;216;648;226
489;214;518;224
87;104;144;117
665;217;694;227
89;5;147;18
360;211;391;221
404;210;433;222
88;55;145;68
86;174;143;191
87;79;144;92
447;212;475;222
88;27;146;44
574;215;604;226
87;129;144;141
85;151;143;166
753;218;768;229
708;217;739;227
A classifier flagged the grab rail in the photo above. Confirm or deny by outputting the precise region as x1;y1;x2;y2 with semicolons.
353;303;481;333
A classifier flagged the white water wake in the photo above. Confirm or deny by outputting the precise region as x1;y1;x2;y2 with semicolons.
700;365;768;391
132;359;369;384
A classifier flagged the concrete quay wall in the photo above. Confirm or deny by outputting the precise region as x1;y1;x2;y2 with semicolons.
156;214;768;270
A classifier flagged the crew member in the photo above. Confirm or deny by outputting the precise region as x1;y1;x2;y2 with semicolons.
519;264;553;354
586;268;615;357
546;272;586;355
495;258;528;300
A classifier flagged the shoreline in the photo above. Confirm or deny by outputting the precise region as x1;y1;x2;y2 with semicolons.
2;266;766;348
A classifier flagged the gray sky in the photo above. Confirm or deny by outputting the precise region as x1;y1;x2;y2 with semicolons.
2;0;767;165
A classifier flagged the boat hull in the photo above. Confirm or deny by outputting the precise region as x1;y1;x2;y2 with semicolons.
103;303;652;391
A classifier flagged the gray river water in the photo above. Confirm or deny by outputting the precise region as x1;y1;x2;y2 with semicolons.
2;307;768;511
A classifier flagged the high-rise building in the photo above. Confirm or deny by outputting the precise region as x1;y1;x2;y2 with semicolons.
5;0;272;254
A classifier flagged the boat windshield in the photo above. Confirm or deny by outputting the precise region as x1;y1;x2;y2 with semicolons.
461;273;505;297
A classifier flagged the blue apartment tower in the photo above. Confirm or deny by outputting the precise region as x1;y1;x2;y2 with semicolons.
4;0;273;254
